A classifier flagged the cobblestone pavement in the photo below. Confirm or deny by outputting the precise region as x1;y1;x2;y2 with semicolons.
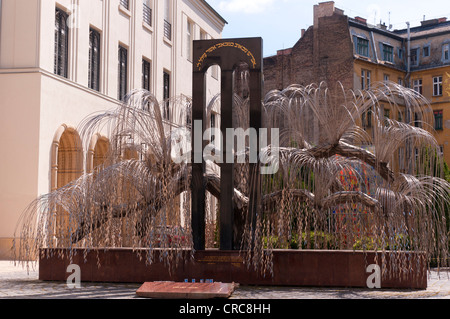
0;261;449;299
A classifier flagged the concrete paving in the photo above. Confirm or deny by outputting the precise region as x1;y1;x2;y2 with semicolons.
0;261;449;299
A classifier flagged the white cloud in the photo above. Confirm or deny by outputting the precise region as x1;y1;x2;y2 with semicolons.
218;0;276;14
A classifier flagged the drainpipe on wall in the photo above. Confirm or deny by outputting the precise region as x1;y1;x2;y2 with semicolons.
406;22;411;88
405;22;413;174
370;31;378;62
0;0;2;59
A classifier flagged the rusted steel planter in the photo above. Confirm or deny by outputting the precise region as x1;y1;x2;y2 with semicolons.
39;248;427;290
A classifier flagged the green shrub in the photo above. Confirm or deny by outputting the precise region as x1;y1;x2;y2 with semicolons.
263;232;337;250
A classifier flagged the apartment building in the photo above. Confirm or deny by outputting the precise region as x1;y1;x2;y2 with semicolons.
0;0;226;259
264;1;450;165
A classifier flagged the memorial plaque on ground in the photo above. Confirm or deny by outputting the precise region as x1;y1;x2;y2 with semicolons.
136;281;237;299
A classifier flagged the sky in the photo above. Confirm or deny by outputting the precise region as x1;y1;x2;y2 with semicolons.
206;0;450;57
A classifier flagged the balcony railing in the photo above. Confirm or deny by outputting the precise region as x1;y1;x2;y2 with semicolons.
164;20;172;41
143;4;152;26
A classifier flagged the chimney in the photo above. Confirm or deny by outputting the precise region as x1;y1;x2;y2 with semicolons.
420;18;447;26
277;48;292;56
301;29;306;37
355;16;367;25
313;1;344;28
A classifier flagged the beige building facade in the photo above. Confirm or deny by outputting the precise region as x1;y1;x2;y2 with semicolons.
0;0;226;259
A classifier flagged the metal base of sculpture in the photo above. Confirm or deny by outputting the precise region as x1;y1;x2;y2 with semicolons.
39;248;427;289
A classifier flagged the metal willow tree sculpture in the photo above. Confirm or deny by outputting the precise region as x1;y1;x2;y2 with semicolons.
14;81;449;277
244;81;449;275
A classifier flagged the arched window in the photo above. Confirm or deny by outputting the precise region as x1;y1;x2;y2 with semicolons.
87;134;110;173
51;125;84;191
50;126;84;245
56;129;83;189
93;137;109;170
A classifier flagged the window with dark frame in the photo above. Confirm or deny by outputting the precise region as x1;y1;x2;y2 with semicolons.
414;148;419;163
361;69;371;90
118;45;128;101
142;59;151;92
398;48;404;60
398;110;404;122
384;108;390;127
54;8;69;78
163;72;170;120
423;45;430;57
362;106;372;129
89;28;101;91
411;48;419;66
413;79;423;94
443;44;449;61
382;44;393;62
164;20;172;40
164;0;172;40
143;0;152;26
433;76;443;96
414;112;422;128
356;37;369;57
434;110;443;130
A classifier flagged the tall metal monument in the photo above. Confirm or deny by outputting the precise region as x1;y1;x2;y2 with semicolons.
191;38;263;251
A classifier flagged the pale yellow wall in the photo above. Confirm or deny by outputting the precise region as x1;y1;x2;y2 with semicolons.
0;0;224;260
411;68;450;163
0;0;40;69
0;0;223;101
0;73;41;259
354;59;406;88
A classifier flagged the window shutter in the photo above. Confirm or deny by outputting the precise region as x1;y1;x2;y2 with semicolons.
379;42;384;60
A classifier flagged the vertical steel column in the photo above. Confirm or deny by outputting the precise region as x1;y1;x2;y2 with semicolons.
248;67;263;245
219;70;235;251
191;72;206;251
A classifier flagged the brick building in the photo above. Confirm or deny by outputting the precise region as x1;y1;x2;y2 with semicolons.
264;1;450;165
